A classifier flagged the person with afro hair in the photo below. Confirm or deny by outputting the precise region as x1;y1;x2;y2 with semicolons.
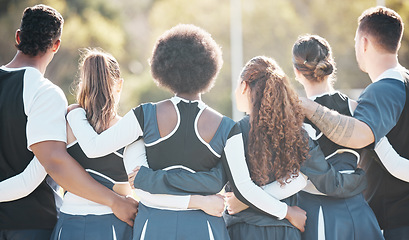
67;24;311;240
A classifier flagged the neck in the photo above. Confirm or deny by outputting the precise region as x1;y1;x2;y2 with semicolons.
5;51;50;75
367;53;399;82
176;92;201;101
302;78;332;98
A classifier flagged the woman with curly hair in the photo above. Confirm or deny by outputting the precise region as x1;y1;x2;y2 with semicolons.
221;56;309;240
67;24;309;240
293;34;383;240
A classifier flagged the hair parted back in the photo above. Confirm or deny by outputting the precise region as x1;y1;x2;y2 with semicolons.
358;6;403;53
77;48;121;134
292;35;336;84
150;24;223;94
16;4;64;56
241;56;308;186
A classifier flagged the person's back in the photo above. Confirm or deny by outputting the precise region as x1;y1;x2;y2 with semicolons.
138;97;232;172
0;6;66;237
0;66;63;231
0;6;139;239
360;71;409;230
293;34;384;240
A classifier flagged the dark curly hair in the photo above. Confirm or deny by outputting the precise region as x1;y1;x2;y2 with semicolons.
292;35;336;84
16;4;64;56
241;56;308;186
150;24;223;94
358;6;403;53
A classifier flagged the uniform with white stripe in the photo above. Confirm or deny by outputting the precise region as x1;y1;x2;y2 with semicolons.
0;66;66;231
67;96;304;240
299;92;383;240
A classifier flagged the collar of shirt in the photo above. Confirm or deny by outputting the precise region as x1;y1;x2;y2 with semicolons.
376;65;405;82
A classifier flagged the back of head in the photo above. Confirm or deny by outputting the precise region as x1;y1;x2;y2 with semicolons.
241;56;308;186
16;4;64;57
358;6;403;53
76;48;121;133
150;24;223;94
292;35;336;84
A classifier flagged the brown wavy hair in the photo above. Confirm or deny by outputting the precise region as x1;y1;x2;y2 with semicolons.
76;48;121;133
241;56;308;186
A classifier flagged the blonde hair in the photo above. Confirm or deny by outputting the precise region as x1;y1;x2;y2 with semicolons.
76;48;121;133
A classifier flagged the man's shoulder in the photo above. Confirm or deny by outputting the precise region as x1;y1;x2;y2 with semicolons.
23;68;65;99
363;78;405;98
22;67;67;113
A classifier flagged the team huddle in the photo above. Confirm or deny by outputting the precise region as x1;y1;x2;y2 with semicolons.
0;4;408;240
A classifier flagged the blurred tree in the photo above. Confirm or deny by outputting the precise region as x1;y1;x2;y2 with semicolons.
1;0;408;117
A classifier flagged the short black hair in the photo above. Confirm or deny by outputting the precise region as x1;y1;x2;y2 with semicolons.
16;4;64;56
150;24;223;94
358;6;403;53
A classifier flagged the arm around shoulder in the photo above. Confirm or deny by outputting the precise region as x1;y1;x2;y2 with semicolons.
301;97;374;149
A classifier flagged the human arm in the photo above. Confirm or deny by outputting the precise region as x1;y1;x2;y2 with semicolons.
374;137;409;182
300;138;367;198
222;129;306;230
26;84;137;226
132;160;227;195
224;173;307;214
222;129;287;219
31;141;138;226
302;80;406;148
301;97;373;148
123;139;224;217
66;108;142;158
0;156;47;202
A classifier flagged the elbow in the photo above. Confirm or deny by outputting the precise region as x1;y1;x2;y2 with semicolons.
38;148;69;176
348;135;374;149
211;181;226;194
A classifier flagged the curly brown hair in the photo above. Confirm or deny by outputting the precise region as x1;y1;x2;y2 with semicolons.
241;56;308;186
149;24;223;94
16;4;64;56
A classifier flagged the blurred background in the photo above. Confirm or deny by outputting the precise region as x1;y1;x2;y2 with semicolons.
1;0;408;120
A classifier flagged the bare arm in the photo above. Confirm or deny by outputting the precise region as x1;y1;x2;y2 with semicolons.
31;140;138;226
302;97;374;148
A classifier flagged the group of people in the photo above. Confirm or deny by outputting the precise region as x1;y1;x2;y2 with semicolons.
0;3;408;240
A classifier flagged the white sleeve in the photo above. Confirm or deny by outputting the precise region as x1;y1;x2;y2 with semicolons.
25;71;67;149
67;108;143;158
123;140;149;174
375;137;409;182
262;173;307;200
133;189;190;209
123;139;190;209
0;156;47;202
224;133;288;219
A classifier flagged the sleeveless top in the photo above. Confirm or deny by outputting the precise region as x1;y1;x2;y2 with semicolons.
132;96;235;173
